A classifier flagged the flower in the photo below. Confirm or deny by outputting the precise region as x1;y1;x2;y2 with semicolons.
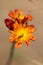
4;9;36;48
9;23;36;48
8;9;32;23
8;9;24;21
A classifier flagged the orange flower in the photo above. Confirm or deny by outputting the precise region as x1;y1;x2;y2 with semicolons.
9;23;36;48
4;9;36;48
8;9;24;21
8;9;32;23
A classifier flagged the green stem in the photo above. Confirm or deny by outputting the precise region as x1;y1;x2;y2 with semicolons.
6;42;15;65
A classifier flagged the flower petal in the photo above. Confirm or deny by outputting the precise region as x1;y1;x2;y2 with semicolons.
15;42;22;48
25;14;33;21
30;35;36;41
8;11;14;18
27;25;36;33
24;40;31;46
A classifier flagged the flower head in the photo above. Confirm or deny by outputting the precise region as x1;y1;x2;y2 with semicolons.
8;9;24;21
4;9;36;48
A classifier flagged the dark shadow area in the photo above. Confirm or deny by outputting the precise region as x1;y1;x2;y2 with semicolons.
6;42;15;65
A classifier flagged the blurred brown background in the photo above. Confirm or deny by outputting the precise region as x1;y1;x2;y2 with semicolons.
0;0;43;65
